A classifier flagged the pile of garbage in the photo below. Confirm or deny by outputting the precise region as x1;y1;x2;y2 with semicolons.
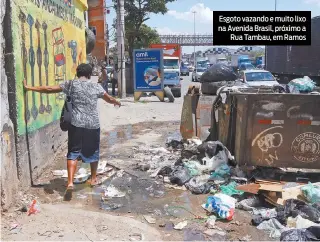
199;63;239;95
141;135;320;241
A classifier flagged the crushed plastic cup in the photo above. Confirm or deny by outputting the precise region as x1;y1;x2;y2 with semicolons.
27;200;40;216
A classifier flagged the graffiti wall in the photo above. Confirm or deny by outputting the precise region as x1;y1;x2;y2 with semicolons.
12;0;87;135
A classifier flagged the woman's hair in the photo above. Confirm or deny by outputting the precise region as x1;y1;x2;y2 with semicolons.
76;63;93;79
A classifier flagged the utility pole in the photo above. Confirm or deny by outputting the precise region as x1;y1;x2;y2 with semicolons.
275;0;277;11
117;0;126;98
192;11;196;67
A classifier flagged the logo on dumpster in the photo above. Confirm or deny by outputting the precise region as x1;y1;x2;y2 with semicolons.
291;132;320;163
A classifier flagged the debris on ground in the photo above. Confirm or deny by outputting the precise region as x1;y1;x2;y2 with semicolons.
143;215;156;224
174;221;188;230
129;135;320;240
103;185;126;198
27;200;40;216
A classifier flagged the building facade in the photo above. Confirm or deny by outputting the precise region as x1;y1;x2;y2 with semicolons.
87;0;108;62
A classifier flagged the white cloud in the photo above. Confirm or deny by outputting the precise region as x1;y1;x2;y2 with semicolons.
167;3;213;24
304;0;320;6
155;27;190;35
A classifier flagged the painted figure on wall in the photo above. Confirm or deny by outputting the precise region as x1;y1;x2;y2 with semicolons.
19;11;30;122
52;27;66;100
68;40;78;71
27;14;38;120
42;22;52;113
35;19;46;114
13;0;87;135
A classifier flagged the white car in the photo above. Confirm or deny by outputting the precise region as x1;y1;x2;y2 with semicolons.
192;67;207;82
239;70;279;87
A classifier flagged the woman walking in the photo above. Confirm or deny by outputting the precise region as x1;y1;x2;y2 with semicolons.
23;63;121;200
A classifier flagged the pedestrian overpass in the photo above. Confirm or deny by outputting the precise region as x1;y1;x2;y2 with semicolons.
159;34;213;46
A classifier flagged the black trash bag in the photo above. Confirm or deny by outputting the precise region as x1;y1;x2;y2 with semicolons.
200;63;238;83
197;141;234;166
166;132;183;149
308;227;320;239
251;215;269;226
276;199;320;225
157;166;173;177
198;141;224;158
169;166;192;186
185;177;216;195
280;229;319;241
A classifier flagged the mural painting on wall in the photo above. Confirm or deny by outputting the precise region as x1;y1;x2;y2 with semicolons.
13;0;87;135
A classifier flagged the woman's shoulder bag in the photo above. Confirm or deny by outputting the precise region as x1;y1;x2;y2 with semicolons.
60;79;74;131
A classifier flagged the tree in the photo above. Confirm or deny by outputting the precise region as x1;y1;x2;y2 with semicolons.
112;24;160;50
113;0;175;66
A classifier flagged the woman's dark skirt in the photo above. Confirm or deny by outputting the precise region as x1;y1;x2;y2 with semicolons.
67;125;100;163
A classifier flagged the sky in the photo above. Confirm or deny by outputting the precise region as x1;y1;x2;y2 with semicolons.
106;0;320;53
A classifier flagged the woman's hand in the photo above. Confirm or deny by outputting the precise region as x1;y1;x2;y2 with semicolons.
23;79;30;91
114;101;121;107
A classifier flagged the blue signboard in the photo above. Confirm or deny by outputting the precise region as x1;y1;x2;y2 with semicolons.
133;49;164;92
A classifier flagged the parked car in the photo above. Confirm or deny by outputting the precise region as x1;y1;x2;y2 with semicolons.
192;67;206;82
239;63;255;71
164;71;182;97
180;66;189;76
188;65;195;72
256;64;265;69
238;70;279;87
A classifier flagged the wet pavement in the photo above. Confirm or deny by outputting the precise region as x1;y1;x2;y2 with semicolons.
30;121;272;241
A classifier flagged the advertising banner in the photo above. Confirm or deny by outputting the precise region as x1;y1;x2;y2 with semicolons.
133;49;164;92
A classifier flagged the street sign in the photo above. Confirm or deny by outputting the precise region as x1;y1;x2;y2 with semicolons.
133;49;164;92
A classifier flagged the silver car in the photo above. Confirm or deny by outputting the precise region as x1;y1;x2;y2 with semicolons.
192;67;206;82
239;70;279;87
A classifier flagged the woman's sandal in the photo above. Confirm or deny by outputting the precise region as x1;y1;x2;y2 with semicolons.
90;179;102;187
63;186;74;201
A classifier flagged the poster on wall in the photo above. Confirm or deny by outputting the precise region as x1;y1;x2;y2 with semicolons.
133;49;164;92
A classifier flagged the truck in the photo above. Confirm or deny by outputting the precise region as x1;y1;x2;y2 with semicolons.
207;54;228;65
255;56;265;66
231;54;252;71
266;16;320;85
149;44;181;74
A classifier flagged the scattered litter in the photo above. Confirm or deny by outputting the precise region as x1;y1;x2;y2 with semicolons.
10;223;19;231
203;193;236;220
164;184;187;191
102;203;123;210
97;160;113;174
203;227;226;237
174;221;188;230
280;228;318;241
166;132;183;149
205;215;217;229
287;215;319;229
220;181;244;196
301;182;320;204
169;166;192;186
104;185;126;198
257;218;287;238
129;233;143;241
239;235;252;241
116;170;125;178
143;215;156;224
185;175;215;194
76;194;87;199
52;170;67;177
210;164;231;180
27;200;40;216
74;173;90;184
288;76;316;92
